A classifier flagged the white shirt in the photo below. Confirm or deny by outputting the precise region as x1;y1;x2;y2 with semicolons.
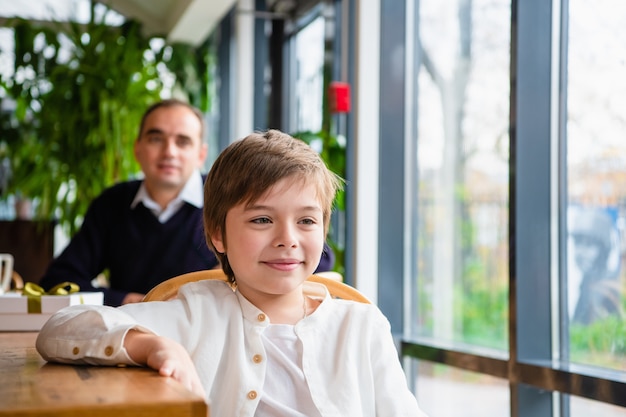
256;324;322;416
36;280;427;417
130;170;204;223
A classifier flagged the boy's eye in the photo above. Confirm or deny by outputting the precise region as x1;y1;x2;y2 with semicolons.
252;217;272;224
300;218;316;225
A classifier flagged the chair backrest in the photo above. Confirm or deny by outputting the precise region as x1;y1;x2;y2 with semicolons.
143;269;371;304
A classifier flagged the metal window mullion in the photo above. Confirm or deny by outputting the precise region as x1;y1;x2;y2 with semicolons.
512;0;556;415
378;0;407;335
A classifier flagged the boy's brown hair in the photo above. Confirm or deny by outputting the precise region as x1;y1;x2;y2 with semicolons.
203;129;343;282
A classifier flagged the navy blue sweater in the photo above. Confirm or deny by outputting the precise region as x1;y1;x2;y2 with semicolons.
40;180;334;306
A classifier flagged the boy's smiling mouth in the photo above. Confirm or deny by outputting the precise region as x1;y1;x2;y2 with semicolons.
263;259;302;271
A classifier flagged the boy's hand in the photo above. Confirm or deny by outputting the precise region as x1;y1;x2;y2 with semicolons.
124;330;206;398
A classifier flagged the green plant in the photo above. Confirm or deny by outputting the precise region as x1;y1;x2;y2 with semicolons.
570;314;626;368
165;39;215;113
456;280;508;350
0;2;212;235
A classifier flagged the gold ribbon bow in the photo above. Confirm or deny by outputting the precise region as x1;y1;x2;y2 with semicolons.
23;282;81;313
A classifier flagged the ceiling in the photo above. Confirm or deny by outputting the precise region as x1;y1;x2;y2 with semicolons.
0;0;237;46
106;0;237;46
0;0;320;46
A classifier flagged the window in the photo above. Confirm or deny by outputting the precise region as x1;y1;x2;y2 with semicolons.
415;361;509;417
412;0;510;354
566;0;626;372
287;13;325;134
0;0;123;24
395;0;626;415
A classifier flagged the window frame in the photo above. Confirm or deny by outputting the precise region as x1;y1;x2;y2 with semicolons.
392;0;626;414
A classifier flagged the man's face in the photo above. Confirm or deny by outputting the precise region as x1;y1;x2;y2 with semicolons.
134;105;207;193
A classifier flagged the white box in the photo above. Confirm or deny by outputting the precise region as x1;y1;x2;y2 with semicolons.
40;292;104;313
0;293;27;314
0;291;104;331
0;313;53;331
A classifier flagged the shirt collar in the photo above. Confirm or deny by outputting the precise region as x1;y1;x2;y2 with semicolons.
235;281;331;325
130;169;204;211
177;169;204;208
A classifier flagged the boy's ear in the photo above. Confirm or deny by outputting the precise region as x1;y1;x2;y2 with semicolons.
211;230;225;253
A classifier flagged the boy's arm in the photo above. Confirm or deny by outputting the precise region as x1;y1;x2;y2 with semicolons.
124;330;205;397
35;304;146;366
36;304;205;397
369;311;429;417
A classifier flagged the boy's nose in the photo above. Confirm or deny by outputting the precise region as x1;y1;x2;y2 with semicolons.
274;225;298;248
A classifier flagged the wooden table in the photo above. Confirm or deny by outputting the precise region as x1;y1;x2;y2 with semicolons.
0;332;209;417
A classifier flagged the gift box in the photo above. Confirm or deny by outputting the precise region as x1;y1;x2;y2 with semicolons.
0;291;104;331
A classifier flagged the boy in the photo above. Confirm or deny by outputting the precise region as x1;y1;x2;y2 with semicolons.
36;130;427;416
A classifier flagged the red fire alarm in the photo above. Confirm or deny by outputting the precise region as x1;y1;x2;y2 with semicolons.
328;81;351;113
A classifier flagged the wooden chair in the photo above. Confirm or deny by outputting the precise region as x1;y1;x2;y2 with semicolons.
143;269;371;304
0;268;23;293
11;271;24;291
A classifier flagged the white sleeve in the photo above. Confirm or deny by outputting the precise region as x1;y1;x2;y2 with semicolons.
369;311;429;417
35;304;154;366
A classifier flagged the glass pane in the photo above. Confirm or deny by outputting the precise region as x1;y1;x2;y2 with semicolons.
566;1;626;370
0;2;124;80
414;360;509;417
0;0;123;24
570;394;626;417
411;0;511;352
0;28;12;82
293;15;324;133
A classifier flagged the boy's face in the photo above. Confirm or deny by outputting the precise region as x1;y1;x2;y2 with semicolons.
211;177;325;300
